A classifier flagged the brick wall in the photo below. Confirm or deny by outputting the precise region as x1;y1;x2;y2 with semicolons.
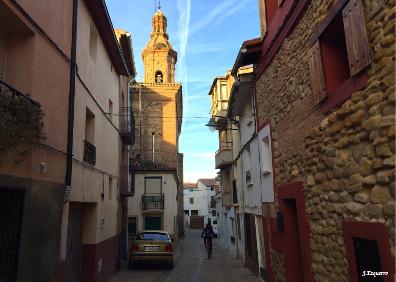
255;0;395;280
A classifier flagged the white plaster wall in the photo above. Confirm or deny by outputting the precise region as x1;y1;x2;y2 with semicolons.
128;173;178;236
240;99;261;215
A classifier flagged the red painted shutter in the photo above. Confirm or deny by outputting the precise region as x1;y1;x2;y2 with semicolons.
308;40;327;104
342;0;372;76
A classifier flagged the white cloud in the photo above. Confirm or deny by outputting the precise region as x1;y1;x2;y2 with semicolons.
176;0;192;115
189;0;237;35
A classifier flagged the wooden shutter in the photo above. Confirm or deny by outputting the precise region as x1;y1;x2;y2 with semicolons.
308;40;327;104
0;31;6;81
342;0;372;76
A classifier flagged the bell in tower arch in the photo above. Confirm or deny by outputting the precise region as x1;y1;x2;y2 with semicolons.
155;71;163;83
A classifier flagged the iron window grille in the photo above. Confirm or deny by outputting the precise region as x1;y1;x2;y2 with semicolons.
83;140;96;165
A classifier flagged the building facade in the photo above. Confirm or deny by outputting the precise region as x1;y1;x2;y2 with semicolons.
183;179;216;227
58;1;135;281
128;8;183;240
231;0;395;281
0;1;72;280
0;1;135;282
208;72;239;257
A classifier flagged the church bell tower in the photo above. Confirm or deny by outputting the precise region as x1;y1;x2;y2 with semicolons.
142;8;177;84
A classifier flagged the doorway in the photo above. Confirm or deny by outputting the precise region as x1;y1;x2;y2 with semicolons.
278;181;313;282
65;207;83;282
144;216;162;230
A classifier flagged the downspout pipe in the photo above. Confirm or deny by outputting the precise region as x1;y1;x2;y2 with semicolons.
64;0;78;200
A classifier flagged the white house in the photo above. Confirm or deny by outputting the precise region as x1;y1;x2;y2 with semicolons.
183;179;216;227
127;160;178;239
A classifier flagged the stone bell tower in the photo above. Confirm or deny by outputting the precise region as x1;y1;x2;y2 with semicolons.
142;8;177;84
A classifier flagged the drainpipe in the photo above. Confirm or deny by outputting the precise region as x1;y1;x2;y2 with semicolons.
152;132;155;162
64;0;79;200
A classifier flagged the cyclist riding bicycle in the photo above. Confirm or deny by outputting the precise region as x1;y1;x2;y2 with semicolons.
201;221;215;258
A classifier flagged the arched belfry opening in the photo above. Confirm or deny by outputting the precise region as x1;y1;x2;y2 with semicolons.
155;71;163;83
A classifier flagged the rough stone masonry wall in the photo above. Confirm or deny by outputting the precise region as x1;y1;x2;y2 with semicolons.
255;0;395;281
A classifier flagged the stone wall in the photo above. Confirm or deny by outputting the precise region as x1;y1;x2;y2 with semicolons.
255;0;395;280
131;84;181;169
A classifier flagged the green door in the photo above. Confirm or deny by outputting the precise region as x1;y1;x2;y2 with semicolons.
145;216;162;230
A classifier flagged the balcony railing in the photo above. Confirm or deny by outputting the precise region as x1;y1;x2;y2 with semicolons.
119;107;135;145
0;79;40;107
83;140;96;165
142;194;165;210
215;143;233;169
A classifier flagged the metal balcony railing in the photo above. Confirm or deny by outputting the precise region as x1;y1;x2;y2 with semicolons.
142;194;165;210
83;140;96;165
119;107;135;145
215;142;232;155
0;80;40;107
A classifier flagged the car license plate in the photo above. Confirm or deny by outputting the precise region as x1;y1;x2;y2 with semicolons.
144;246;160;251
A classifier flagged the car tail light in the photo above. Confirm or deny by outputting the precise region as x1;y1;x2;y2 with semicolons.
131;244;139;252
165;244;173;252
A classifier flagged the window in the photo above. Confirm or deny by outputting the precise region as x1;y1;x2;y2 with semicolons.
343;222;394;281
85;107;95;144
108;99;113;122
308;0;372;110
155;71;163;83
212;210;216;217
189;197;194;204
319;14;350;93
84;108;96;165
260;136;271;174
191;210;198;216
220;83;228;110
144;177;162;195
184;210;189;215
109;177;113;200
89;23;98;61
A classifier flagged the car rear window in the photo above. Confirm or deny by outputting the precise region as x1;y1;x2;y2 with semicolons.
139;232;169;241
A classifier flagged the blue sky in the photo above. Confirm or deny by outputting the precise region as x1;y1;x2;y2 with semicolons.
106;0;260;182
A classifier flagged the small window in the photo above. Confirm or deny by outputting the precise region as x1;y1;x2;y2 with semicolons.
260;136;272;174
85;107;95;144
212;210;216;217
191;210;198;216
184;210;189;215
319;13;350;93
108;99;113;122
189;197;194;204
109;177;113;200
308;0;372;109
155;71;163;83
89;23;98;61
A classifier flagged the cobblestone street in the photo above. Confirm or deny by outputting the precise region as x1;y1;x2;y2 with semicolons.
109;229;259;282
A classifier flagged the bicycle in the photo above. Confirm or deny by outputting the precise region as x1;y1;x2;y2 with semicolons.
205;237;212;259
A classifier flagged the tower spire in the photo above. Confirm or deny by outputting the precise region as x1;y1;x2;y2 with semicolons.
158;0;161;10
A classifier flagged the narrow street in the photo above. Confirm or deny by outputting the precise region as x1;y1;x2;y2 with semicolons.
109;229;259;282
